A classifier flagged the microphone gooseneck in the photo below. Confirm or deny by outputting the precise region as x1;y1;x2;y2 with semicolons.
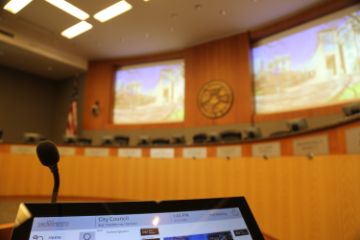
36;140;60;203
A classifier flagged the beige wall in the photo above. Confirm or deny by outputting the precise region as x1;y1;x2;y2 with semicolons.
0;65;85;143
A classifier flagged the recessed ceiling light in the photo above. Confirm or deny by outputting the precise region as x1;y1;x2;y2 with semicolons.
144;0;150;2
61;21;93;39
94;0;132;23
3;0;33;14
45;0;89;20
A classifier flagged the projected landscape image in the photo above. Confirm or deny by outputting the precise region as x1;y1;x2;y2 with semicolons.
253;8;360;113
113;60;185;124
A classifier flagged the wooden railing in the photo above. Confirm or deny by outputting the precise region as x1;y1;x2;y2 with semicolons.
0;120;359;239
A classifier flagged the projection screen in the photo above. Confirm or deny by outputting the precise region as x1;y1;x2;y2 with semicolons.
113;59;185;124
252;4;360;114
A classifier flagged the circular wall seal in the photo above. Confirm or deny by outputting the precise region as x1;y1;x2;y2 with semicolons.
197;81;233;119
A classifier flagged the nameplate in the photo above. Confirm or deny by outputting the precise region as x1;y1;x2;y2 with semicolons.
84;148;110;157
150;148;174;159
252;142;281;157
183;147;207;159
345;126;360;154
118;148;142;158
58;147;76;156
293;135;329;156
216;146;242;158
10;145;36;155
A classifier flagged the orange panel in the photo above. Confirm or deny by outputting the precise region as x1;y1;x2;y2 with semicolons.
83;33;253;130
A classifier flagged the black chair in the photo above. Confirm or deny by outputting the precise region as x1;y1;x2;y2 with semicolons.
114;135;130;146
152;138;171;145
64;135;78;145
24;132;43;143
220;130;242;142
101;136;114;146
0;129;3;142
193;133;208;144
244;127;262;140
208;134;219;143
77;138;92;146
287;118;308;132
138;136;150;146
343;102;360;116
173;136;186;145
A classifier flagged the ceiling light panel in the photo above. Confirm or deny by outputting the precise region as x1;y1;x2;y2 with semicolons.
45;0;89;20
3;0;33;14
94;0;132;23
61;21;93;39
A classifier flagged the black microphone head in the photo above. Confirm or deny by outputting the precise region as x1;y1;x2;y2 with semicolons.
36;140;60;167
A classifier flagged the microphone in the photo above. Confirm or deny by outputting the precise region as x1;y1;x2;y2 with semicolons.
36;140;60;203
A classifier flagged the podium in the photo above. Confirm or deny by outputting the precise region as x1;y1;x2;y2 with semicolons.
0;223;12;240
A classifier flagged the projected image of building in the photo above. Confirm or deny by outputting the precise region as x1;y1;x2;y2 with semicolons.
253;9;360;113
113;60;185;124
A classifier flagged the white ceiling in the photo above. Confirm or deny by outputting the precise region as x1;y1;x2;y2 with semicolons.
0;0;328;79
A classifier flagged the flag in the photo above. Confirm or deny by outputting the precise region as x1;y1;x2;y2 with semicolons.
65;100;78;137
65;79;79;137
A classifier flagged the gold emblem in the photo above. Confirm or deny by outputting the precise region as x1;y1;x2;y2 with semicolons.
198;81;233;119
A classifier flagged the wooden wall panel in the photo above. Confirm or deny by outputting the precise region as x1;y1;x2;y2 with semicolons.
1;123;359;239
1;154;359;240
83;33;252;130
254;103;352;122
83;1;359;131
83;62;115;130
185;33;253;127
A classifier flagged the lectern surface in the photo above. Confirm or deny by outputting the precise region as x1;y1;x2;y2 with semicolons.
11;197;263;240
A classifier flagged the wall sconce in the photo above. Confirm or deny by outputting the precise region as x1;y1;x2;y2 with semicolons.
91;101;100;117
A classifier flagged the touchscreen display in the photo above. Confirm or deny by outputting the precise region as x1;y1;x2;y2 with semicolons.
29;207;253;240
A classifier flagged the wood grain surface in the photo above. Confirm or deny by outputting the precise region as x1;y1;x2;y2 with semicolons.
1;124;359;239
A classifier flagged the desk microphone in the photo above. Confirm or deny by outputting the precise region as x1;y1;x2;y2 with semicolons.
36;140;60;203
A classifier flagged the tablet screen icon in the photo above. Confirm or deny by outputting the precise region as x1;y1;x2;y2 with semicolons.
32;235;43;240
80;232;95;240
